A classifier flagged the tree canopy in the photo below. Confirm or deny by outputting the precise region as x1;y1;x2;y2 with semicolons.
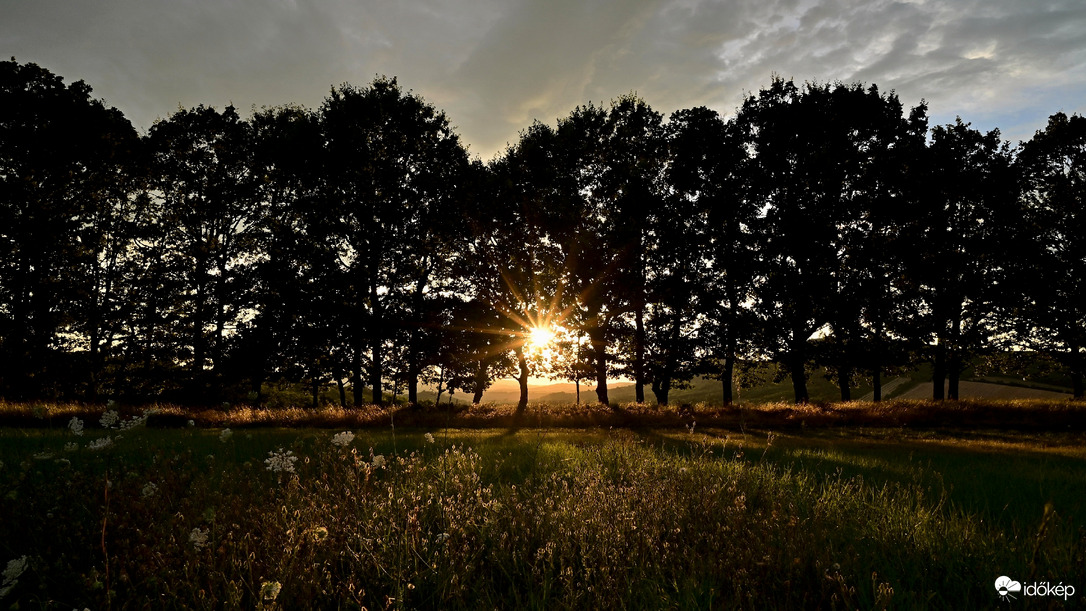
2;59;1083;404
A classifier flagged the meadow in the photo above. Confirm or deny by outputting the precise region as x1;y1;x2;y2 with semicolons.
0;401;1084;609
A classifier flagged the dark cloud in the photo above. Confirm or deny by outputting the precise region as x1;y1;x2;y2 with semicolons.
3;0;1083;157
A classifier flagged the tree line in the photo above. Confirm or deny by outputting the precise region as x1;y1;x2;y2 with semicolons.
1;58;1083;407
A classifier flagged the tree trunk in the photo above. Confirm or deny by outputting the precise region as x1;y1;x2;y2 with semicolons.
515;345;529;413
589;323;609;405
472;359;486;405
337;376;347;407
838;366;852;402
575;379;580;405
635;307;645;403
947;349;961;400
352;348;365;407
311;378;320;409
370;335;383;406
789;352;809;404
408;357;419;406
932;340;946;400
651;377;669;406
721;354;735;406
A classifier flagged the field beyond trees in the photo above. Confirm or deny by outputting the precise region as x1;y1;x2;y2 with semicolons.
1;400;1084;609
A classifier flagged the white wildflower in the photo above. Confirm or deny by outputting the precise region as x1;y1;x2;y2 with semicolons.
141;482;158;499
87;437;113;451
260;580;282;601
434;532;450;544
424;432;435;444
32;452;54;460
189;527;209;550
219;428;233;443
2;556;26;584
63;442;78;452
0;556;28;599
100;410;119;429
68;417;84;436
372;454;386;469
187;419;195;427
331;431;355;447
118;414;147;431
264;448;298;474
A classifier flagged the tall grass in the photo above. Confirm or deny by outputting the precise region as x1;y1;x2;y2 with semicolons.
1;424;1082;609
2;397;1085;431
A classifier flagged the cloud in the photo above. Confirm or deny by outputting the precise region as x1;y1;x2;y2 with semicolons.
3;0;1084;157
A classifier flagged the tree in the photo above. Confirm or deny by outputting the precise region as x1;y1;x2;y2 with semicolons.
735;79;851;403
912;119;1018;400
317;77;469;406
666;106;755;405
0;59;138;400
472;125;572;411
599;95;668;403
1016;112;1086;399
145;104;261;401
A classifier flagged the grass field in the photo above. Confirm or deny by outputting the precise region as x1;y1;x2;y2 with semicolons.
1;402;1084;609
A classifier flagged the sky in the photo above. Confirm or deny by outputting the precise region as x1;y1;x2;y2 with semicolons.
4;0;1086;161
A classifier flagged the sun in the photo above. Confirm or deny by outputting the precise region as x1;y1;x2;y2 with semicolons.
526;325;556;351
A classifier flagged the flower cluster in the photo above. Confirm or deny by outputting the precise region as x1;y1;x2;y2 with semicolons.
265;448;298;474
372;454;386;469
87;437;114;451
141;482;158;499
424;432;435;444
189;527;209;550
0;556;27;599
68;417;84;436
100;409;119;428
219;428;233;443
331;431;355;447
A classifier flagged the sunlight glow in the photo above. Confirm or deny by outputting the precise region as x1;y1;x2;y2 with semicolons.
526;325;556;351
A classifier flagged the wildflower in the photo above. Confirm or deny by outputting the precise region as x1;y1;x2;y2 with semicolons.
219;428;233;443
1;556;28;598
68;417;84;436
265;448;298;474
260;580;282;601
63;442;78;452
118;414;147;431
372;454;386;469
32;452;54;460
87;437;113;451
187;419;195;427
331;431;355;447
308;526;329;542
424;432;435;444
100;410;119;429
434;532;450;544
142;483;158;499
189;527;209;549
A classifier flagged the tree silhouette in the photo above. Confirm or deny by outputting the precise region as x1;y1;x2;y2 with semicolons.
0;59;138;400
1017;112;1086;399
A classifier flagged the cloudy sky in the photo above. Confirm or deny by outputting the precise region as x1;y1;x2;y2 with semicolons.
4;0;1085;160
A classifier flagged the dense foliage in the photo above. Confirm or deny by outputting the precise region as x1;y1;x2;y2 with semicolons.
1;59;1083;405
